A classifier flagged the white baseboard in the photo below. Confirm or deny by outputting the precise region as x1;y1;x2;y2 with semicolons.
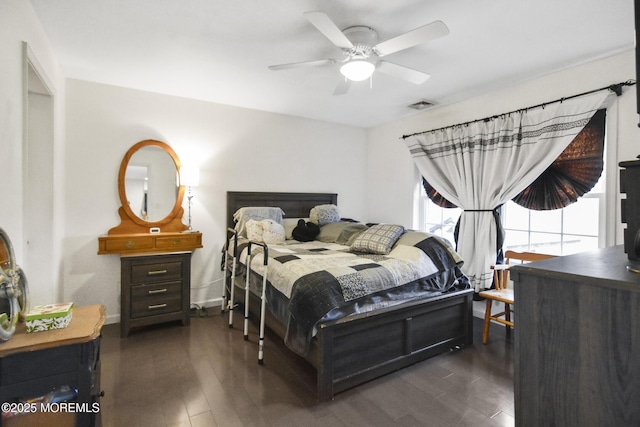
190;297;223;309
472;300;485;319
105;313;120;325
104;297;225;326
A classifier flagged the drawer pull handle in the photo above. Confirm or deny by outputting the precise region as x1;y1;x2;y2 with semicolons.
148;303;167;310
125;241;136;249
147;269;168;276
172;239;181;245
148;288;167;295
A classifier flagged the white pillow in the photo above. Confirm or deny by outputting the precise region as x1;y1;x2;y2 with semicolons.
309;204;340;225
233;207;284;237
245;219;285;245
261;219;286;245
245;219;263;241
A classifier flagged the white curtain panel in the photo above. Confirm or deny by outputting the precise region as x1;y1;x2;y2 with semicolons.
405;90;609;291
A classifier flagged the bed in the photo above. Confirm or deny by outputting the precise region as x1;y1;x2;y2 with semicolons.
224;191;474;401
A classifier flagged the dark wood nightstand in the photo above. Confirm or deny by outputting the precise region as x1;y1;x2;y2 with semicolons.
120;252;192;337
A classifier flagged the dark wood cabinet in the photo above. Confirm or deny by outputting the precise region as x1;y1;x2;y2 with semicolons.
0;305;105;427
511;245;640;427
120;252;191;337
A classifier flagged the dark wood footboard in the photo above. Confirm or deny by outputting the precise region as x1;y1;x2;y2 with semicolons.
231;279;473;401
312;289;474;401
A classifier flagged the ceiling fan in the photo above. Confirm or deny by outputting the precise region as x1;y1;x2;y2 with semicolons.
268;11;449;95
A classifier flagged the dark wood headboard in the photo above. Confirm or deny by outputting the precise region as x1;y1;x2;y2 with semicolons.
226;191;338;229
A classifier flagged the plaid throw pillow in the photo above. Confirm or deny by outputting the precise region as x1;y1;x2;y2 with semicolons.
350;224;405;255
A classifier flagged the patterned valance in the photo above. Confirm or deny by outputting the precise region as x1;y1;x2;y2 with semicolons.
512;109;606;210
422;178;457;208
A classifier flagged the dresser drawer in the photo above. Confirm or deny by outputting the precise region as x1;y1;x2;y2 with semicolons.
130;261;183;283
0;345;80;386
104;235;154;252
155;234;201;251
131;296;182;318
131;281;182;300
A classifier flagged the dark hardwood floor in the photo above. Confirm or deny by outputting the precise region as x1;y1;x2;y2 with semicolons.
99;309;514;427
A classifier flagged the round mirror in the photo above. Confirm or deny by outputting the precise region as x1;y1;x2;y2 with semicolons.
116;140;186;231
125;146;178;222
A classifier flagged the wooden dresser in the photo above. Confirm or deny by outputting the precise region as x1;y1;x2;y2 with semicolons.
511;245;640;427
120;252;191;337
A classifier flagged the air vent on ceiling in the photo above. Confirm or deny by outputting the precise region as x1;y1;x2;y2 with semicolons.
408;100;435;110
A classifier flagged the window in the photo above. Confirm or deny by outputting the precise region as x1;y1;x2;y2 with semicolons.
503;108;607;256
420;194;461;247
421;189;603;255
420;171;605;255
502;174;604;255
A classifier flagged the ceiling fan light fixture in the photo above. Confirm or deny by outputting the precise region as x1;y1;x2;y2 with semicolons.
340;60;375;82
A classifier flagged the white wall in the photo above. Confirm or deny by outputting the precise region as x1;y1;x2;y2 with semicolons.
64;79;368;323
367;50;640;238
0;0;65;304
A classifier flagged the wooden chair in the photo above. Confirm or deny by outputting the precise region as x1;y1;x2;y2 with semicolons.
480;250;556;344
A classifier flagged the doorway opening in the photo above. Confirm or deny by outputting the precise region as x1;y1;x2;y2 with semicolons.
23;42;55;305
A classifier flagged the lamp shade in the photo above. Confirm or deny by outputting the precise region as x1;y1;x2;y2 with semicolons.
340;60;375;82
180;166;200;187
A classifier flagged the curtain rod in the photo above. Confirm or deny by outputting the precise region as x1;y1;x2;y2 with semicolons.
401;79;636;140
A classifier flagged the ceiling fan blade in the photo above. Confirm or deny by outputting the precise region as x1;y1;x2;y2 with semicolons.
268;59;335;71
374;20;449;56
333;78;351;96
376;61;430;85
304;11;353;49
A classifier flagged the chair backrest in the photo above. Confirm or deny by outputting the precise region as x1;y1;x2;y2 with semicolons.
492;251;556;290
505;250;557;264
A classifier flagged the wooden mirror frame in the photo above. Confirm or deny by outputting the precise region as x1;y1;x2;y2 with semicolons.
108;139;188;235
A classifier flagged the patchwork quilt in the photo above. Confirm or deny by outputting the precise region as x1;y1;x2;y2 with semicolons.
230;229;469;354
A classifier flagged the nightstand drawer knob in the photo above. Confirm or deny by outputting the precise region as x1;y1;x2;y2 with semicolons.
147;269;168;276
148;288;167;295
148;303;167;310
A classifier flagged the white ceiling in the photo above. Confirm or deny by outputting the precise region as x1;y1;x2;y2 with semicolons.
29;0;634;128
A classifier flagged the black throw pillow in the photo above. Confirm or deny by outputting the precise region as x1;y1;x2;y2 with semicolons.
292;219;320;242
